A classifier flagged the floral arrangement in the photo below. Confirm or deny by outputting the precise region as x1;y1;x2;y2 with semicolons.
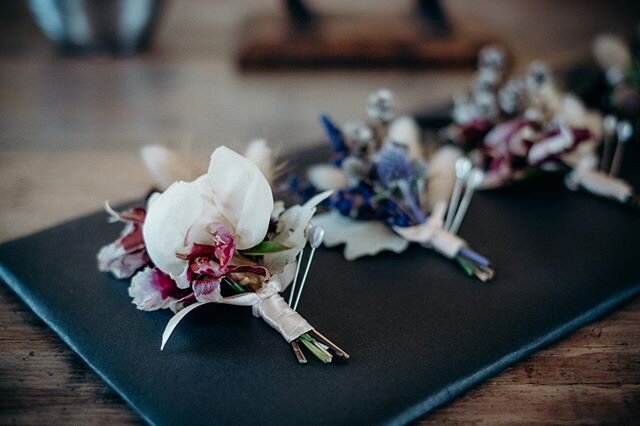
592;33;640;121
98;144;348;364
446;45;638;208
447;46;602;187
304;89;494;282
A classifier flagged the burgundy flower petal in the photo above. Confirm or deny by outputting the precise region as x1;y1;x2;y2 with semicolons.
459;119;493;147
527;127;592;166
192;276;222;302
98;244;150;279
182;243;217;261
151;268;189;300
129;267;187;311
117;207;146;223
208;223;236;268
190;257;227;279
117;223;145;252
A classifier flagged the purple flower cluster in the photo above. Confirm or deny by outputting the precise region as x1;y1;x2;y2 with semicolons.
375;144;417;186
320;114;350;166
330;182;413;227
317;115;425;227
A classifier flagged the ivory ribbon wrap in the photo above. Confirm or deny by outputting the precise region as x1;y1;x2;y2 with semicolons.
566;168;632;202
161;270;313;350
393;201;465;259
251;287;313;342
394;223;465;259
429;229;466;259
314;202;465;260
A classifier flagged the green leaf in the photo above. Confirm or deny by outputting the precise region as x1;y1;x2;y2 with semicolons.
240;241;291;255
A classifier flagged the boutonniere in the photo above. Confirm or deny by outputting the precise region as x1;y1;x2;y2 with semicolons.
302;90;494;282
446;45;638;208
565;117;637;208
98;145;348;364
591;33;640;120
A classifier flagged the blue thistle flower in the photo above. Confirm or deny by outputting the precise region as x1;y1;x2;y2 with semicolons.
330;182;414;227
287;174;318;204
330;183;378;221
375;144;416;187
374;144;426;224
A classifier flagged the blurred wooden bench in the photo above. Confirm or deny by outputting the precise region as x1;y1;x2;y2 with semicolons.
236;0;490;69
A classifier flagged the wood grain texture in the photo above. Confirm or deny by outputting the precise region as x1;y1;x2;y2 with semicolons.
1;0;639;424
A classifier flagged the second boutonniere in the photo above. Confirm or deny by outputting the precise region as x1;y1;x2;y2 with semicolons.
302;90;494;282
446;45;638;209
98;145;348;364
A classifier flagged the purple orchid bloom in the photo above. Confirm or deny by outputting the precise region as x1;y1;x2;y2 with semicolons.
175;223;270;303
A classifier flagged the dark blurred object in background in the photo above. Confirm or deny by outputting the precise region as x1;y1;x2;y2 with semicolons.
27;0;166;56
566;29;640;123
237;0;490;70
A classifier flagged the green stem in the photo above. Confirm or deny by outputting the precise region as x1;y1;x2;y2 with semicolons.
455;256;474;276
299;334;332;363
224;278;246;293
225;278;333;363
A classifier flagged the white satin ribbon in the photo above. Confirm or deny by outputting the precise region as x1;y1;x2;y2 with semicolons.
429;229;466;259
252;287;313;342
392;202;466;259
566;167;632;202
161;267;313;350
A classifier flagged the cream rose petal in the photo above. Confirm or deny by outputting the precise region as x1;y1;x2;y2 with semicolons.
205;146;274;250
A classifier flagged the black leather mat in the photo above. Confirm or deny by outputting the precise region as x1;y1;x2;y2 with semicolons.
2;144;639;425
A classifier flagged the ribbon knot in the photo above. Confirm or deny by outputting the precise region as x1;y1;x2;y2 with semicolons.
393;210;466;259
161;273;314;349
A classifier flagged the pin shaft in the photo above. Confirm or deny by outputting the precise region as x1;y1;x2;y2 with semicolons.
601;133;613;172
444;178;464;231
292;247;317;311
609;143;625;177
288;247;305;306
450;184;476;234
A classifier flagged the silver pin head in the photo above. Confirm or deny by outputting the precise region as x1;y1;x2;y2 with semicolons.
603;115;618;136
467;168;485;188
306;223;325;249
616;121;633;143
455;157;473;180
